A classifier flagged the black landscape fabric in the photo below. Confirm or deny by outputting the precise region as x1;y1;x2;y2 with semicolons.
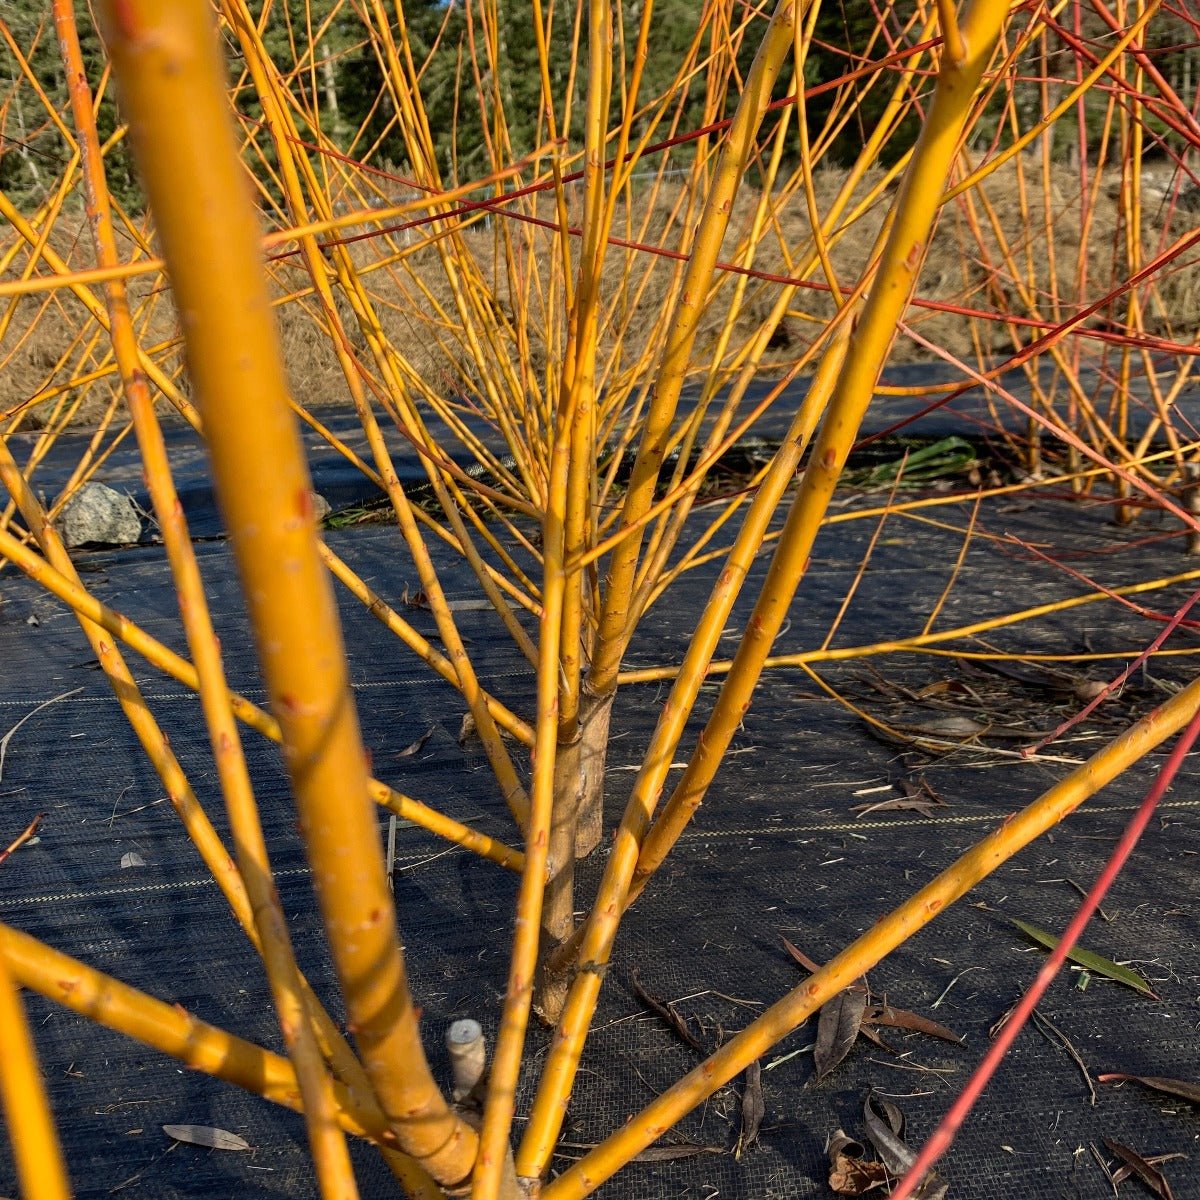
0;372;1199;1198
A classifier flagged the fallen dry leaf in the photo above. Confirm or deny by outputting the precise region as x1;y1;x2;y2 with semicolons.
457;712;477;747
814;982;867;1082
1112;1152;1186;1189
893;714;990;739
395;727;434;758
736;1060;764;1158
958;656;1080;695
1031;1009;1095;1106
1103;1138;1176;1200
629;970;702;1052
400;585;429;609
864;1005;963;1046
852;795;945;819
827;1130;890;1195
862;1094;948;1200
161;1124;250;1151
781;937;823;974
632;1144;724;1163
783;941;960;1069
1099;1073;1200;1106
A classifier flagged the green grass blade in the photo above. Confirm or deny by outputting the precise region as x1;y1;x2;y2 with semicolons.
1007;916;1158;998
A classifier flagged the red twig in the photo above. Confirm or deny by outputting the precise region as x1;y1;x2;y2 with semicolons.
1023;585;1200;756
0;813;43;868
888;705;1200;1200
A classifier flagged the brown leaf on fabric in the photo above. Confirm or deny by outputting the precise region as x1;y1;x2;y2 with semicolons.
781;937;823;975
1103;1139;1176;1200
457;711;477;747
1112;1153;1186;1188
859;670;918;701
958;656;1080;694
863;1005;964;1045
914;680;961;700
1031;1010;1095;1106
1099;1073;1200;1106
1090;1142;1120;1198
989;998;1020;1038
855;776;949;818
862;1094;948;1200
814;982;868;1081
827;1131;890;1195
853;795;944;819
632;1144;724;1163
856;1023;897;1053
629;969;702;1052
735;1060;764;1158
893;714;990;739
161;1125;250;1151
395;727;434;758
902;776;947;805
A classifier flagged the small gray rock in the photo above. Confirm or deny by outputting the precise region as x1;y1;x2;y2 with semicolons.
311;491;331;522
59;482;141;548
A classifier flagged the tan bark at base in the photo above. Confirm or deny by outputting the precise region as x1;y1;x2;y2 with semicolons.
543;737;585;944
572;692;613;860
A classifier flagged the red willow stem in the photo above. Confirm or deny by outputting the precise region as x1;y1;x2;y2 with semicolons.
889;705;1200;1200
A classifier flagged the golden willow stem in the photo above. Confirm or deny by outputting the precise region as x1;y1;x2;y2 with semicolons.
0;188;202;428
0;524;524;872
544;0;613;941
0;922;372;1138
52;6;358;1195
631;0;1013;896
471;262;581;1200
629;80;799;613
0;942;72;1200
944;0;1162;203
540;672;1200;1198
616;562;1200;682
579;62;926;581
319;543;534;746
514;327;850;1179
585;0;804;701
0;442;256;931
0;925;445;1200
36;318;535;731
2;421;401;1140
519;17;928;1162
521;0;1009;1172
223;0;530;829
95;0;477;1186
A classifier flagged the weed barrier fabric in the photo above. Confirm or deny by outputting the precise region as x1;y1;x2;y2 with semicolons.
1;430;1200;1195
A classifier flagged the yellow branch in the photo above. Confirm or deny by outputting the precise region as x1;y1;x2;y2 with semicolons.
96;0;477;1183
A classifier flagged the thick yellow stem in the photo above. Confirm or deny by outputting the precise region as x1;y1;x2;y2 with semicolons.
54;4;358;1193
633;0;1012;896
586;0;803;700
0;942;72;1200
96;0;476;1184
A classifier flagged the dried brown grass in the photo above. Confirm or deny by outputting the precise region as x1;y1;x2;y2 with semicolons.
3;157;1196;431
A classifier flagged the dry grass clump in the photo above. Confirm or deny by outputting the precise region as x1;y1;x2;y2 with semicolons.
7;156;1194;433
0;215;184;429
